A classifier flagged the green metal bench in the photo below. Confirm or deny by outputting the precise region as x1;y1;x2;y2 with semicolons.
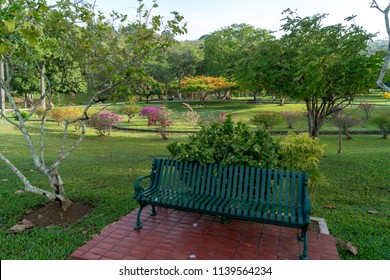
133;158;312;259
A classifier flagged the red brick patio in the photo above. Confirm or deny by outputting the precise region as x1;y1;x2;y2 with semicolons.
71;207;340;260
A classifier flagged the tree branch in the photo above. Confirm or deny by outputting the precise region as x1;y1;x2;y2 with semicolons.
0;152;56;201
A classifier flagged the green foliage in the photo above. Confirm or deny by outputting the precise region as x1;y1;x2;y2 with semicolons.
13;110;29;120
250;111;283;130
372;113;390;139
167;114;281;168
49;106;83;128
235;11;380;137
203;23;273;79
279;132;327;184
117;104;142;123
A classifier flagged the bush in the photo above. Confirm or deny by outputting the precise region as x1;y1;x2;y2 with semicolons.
181;103;201;128
117;104;141;123
167;114;281;168
48;106;84;129
279;132;327;185
359;103;375;123
332;114;362;140
250;111;283;130
87;110;121;136
140;106;172;140
34;107;45;118
13;110;29;120
372;113;390;139
281;111;300;129
199;112;228;127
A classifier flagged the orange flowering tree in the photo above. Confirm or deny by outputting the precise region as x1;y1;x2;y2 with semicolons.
180;76;236;105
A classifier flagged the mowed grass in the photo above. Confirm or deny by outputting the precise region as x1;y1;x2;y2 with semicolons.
114;98;390;133
0;101;389;260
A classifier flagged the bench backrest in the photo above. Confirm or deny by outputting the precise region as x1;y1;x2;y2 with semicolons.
149;159;309;223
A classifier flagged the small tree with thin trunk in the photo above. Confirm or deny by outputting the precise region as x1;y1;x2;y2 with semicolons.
0;0;186;210
241;11;380;137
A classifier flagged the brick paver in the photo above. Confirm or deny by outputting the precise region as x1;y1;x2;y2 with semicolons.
71;207;340;260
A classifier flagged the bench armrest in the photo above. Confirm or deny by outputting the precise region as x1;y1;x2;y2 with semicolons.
134;174;153;195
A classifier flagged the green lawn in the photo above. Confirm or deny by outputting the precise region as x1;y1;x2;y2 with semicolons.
115;100;389;133
0;101;389;260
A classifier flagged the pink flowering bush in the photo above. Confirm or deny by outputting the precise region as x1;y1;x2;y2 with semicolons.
281;111;300;129
140;106;172;140
87;110;121;136
332;114;362;140
359;103;375;125
199;112;229;127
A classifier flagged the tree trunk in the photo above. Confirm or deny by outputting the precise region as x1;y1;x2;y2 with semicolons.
222;90;231;100
0;153;72;210
253;90;258;101
0;59;5;118
40;61;46;110
48;172;72;210
338;126;342;154
307;112;323;138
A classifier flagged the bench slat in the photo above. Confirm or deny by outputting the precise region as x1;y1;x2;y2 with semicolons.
290;171;297;224
270;169;279;220
277;170;285;220
297;172;304;225
284;170;291;223
262;169;273;219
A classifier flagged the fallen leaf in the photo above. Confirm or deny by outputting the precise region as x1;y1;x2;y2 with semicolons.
336;238;358;256
1;179;8;182
368;210;378;215
7;219;35;234
14;190;24;195
324;205;336;209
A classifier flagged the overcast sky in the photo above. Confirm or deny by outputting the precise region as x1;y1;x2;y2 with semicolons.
51;0;389;40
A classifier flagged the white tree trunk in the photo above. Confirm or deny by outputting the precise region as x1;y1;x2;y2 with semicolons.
0;59;5;118
372;1;390;91
40;61;46;110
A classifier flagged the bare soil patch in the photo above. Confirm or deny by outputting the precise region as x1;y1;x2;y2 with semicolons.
23;201;93;227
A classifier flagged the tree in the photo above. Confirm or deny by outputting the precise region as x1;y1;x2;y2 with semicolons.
234;37;286;103
244;11;379;137
371;1;390;91
180;76;235;105
0;0;186;210
146;41;203;99
203;23;273;80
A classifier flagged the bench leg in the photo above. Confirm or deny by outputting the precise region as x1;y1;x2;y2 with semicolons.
151;205;157;216
299;228;309;260
134;205;145;230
